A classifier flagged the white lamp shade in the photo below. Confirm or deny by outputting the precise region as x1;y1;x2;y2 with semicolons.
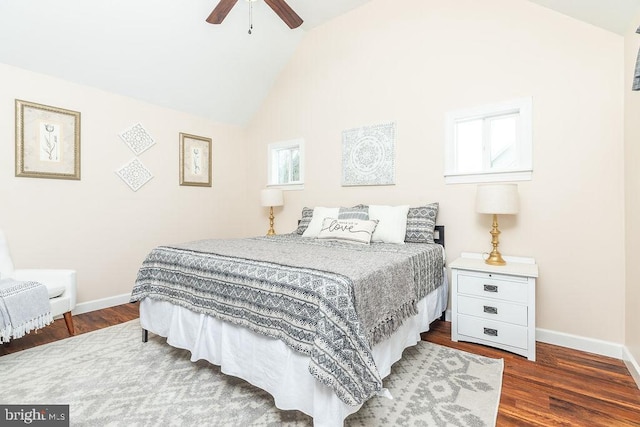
476;183;519;214
260;188;284;207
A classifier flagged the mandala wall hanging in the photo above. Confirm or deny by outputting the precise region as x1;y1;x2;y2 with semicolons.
119;123;155;155
115;158;153;192
342;122;396;186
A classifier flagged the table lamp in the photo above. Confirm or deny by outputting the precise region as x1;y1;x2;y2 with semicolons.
476;183;519;265
260;188;284;236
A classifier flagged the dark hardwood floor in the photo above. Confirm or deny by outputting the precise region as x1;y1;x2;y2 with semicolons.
422;321;640;426
2;303;639;426
0;302;140;356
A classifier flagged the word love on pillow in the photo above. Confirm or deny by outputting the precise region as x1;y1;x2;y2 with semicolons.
316;218;379;245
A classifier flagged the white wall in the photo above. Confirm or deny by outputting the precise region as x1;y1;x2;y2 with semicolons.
624;14;640;377
246;0;626;343
0;0;631;354
0;63;249;304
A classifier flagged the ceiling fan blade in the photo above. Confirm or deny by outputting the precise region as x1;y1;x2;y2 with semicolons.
206;0;239;24
264;0;303;29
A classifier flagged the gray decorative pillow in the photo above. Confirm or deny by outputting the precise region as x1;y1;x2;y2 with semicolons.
338;205;369;220
404;202;439;243
316;218;378;245
295;207;314;235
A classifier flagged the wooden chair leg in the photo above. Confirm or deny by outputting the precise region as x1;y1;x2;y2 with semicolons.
62;312;75;335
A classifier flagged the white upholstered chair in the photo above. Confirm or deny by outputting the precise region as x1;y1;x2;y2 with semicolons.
0;230;77;335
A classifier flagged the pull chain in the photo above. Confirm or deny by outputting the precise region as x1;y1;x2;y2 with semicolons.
248;0;253;34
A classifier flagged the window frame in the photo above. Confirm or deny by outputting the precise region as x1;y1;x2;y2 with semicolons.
267;138;304;190
444;97;533;184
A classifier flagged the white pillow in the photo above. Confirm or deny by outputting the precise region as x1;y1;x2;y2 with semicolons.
369;205;410;244
302;207;340;238
46;283;67;299
316;218;378;245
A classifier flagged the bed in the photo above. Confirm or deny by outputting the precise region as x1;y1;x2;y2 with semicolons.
131;205;446;426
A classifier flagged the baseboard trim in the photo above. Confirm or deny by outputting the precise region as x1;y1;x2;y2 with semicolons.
536;328;624;359
73;293;132;315
622;346;640;389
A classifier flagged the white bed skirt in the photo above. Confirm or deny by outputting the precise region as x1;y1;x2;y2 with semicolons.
139;274;448;427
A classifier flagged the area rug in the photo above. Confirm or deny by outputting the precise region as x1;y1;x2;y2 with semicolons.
0;320;503;426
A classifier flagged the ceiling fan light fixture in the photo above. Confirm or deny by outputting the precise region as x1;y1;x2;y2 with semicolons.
247;0;255;34
206;0;303;29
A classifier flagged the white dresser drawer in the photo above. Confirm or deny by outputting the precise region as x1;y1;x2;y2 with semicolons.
457;295;528;326
457;272;528;304
457;314;529;350
451;255;537;360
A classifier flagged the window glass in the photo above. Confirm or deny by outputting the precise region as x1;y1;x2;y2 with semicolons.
455;119;483;174
445;98;532;184
489;114;518;169
268;139;304;189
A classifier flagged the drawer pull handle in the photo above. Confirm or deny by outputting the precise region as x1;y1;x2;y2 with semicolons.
484;284;498;293
484;327;498;337
483;306;498;315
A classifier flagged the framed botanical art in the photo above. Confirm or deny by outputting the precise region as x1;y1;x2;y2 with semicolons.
15;99;81;180
179;132;212;187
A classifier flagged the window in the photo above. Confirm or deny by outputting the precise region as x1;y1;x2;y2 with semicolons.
445;97;532;184
267;138;304;189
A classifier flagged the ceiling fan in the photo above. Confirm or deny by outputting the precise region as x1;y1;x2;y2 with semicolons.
206;0;303;29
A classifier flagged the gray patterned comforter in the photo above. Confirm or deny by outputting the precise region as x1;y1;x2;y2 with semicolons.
130;233;444;406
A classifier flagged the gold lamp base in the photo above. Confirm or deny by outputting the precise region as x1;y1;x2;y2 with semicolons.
485;249;506;266
266;206;276;236
485;214;507;266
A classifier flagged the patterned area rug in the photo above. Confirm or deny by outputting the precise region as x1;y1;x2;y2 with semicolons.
0;320;503;426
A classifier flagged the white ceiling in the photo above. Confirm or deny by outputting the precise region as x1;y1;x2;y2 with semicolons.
0;0;638;126
527;0;640;35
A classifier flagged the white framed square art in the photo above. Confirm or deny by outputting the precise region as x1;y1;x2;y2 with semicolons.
342;122;396;186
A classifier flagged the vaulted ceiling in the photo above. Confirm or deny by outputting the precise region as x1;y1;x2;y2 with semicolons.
1;0;638;125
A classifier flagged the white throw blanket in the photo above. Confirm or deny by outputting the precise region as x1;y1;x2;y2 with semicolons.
0;279;52;343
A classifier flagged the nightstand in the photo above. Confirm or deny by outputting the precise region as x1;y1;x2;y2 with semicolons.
451;253;538;361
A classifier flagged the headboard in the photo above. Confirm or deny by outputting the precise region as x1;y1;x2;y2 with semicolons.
434;225;445;248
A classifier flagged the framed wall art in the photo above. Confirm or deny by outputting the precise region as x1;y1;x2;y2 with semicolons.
179;132;212;187
15;99;81;180
342;121;396;186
